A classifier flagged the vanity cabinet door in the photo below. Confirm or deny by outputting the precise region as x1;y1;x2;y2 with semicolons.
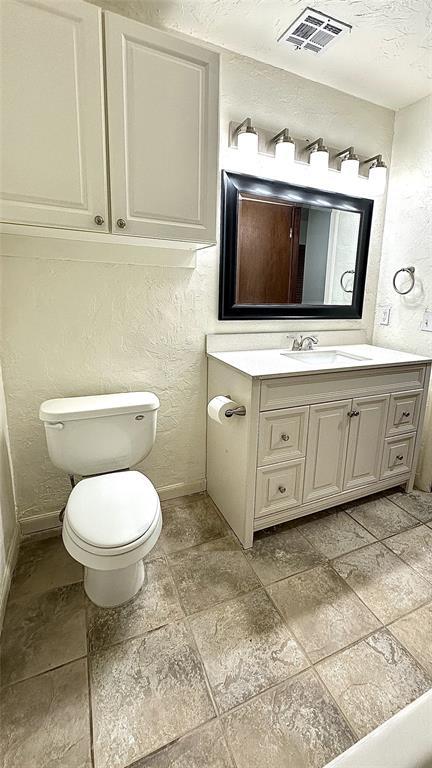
303;400;351;503
0;0;108;230
344;395;389;490
104;12;219;243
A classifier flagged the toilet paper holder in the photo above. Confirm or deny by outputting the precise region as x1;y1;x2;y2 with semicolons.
224;395;246;418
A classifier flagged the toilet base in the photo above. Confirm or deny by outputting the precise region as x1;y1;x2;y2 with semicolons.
84;560;145;607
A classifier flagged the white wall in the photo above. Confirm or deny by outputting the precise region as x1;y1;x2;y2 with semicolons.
373;94;432;490
0;22;394;527
0;258;18;625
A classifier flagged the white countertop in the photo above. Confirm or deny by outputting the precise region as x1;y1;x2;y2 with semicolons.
207;344;432;379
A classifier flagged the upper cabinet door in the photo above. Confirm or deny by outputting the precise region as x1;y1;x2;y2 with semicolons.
0;0;108;231
104;13;219;243
344;395;389;490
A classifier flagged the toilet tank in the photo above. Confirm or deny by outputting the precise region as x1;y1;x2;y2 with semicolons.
39;392;160;476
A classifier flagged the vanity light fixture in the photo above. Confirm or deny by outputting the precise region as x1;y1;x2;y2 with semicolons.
363;154;387;194
270;128;295;164
233;117;259;157
305;137;329;172
336;146;359;178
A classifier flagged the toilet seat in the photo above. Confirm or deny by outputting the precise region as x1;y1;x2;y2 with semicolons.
66;470;159;549
62;470;162;572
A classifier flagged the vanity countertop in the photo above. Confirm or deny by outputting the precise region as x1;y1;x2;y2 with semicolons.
207;344;432;380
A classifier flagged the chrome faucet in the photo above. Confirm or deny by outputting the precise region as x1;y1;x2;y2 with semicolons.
291;335;319;351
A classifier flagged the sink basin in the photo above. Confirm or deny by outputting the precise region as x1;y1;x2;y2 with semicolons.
281;350;371;366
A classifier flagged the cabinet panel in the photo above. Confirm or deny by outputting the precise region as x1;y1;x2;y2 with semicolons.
260;367;426;411
105;12;218;243
303;400;350;503
386;391;422;436
258;406;308;466
255;459;304;519
344;395;389;490
381;434;415;480
0;0;108;230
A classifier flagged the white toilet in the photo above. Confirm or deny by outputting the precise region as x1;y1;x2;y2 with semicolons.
39;392;161;607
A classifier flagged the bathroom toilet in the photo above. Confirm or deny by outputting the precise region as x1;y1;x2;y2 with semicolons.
39;392;161;607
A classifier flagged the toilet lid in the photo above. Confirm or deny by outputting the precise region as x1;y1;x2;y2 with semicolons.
66;471;160;548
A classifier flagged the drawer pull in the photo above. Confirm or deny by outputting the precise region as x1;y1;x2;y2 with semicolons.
396;454;404;461
402;411;410;417
280;433;290;442
348;410;360;417
278;485;287;494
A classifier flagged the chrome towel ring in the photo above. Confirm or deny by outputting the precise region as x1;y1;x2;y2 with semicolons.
393;266;415;295
340;269;355;293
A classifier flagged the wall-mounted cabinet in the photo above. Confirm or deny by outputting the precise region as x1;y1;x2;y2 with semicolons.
0;0;108;232
0;0;219;248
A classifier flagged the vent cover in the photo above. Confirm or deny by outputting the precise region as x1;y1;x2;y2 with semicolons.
278;7;351;54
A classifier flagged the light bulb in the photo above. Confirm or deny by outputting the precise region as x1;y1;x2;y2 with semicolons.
369;164;387;195
275;139;295;165
309;148;329;173
341;157;359;178
237;129;258;157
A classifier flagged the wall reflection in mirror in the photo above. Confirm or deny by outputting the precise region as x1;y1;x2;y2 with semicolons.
220;171;373;320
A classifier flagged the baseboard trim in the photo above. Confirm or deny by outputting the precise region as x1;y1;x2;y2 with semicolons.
20;511;62;537
157;478;206;501
19;477;207;537
0;524;20;630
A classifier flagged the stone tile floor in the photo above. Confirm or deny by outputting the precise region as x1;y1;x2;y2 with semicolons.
1;488;432;768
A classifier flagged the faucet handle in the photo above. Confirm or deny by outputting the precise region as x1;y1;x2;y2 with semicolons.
291;334;303;351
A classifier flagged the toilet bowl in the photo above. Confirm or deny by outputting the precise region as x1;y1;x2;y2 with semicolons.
63;471;162;607
39;391;162;607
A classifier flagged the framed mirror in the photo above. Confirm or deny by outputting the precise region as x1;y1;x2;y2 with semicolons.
219;170;373;320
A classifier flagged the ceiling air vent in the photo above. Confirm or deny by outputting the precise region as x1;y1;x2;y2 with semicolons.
278;7;351;54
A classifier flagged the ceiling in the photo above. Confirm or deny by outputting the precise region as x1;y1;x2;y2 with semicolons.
100;0;432;109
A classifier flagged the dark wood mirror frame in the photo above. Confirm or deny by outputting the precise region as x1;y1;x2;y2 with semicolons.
219;170;374;321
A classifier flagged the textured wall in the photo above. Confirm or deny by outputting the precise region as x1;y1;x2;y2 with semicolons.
0;38;394;523
373;95;432;490
0;255;18;611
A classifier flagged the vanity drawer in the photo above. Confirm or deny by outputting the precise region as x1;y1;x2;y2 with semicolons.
258;406;309;466
260;366;426;411
381;433;416;479
386;391;422;436
255;459;304;519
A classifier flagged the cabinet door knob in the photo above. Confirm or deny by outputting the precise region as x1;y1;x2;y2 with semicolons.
348;410;360;417
396;454;404;461
278;485;286;494
402;411;410;417
117;218;126;229
281;433;290;442
94;215;104;226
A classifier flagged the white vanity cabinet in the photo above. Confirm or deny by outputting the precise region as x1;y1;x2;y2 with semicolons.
207;348;431;548
0;0;219;245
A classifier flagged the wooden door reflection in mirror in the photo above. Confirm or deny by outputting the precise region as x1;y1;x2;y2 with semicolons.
236;194;301;304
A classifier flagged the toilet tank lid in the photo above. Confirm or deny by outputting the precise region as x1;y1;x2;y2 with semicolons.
39;392;160;422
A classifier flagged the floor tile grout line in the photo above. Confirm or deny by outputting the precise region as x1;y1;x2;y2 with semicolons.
262;560;386;634
344;506;420;541
261;574;359;742
6;574;84;607
85;618;96;768
0;653;88;690
385;491;432;524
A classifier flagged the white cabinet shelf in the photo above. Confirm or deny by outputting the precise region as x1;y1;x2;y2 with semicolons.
0;0;219;249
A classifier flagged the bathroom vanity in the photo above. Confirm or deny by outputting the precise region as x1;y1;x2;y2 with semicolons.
207;344;432;548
